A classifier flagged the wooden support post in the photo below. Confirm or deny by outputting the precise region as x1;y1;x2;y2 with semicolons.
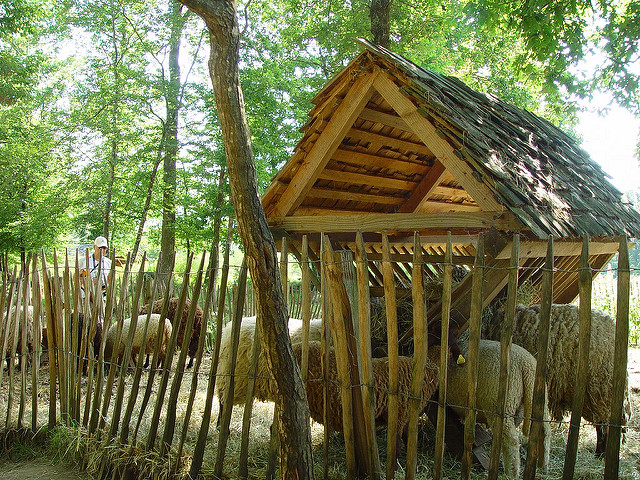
461;233;485;479
31;253;42;432
40;254;57;428
322;236;361;479
320;234;330;480
381;232;400;480
300;235;312;382
488;234;519;480
523;236;553;479
405;232;427;480
433;232;453;480
563;235;591;479
604;236;630;480
18;257;31;429
354;231;381;480
280;237;289;309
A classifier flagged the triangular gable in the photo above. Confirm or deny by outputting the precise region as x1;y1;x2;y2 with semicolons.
263;59;503;224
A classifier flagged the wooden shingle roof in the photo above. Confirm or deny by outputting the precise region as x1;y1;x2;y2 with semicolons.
262;39;640;240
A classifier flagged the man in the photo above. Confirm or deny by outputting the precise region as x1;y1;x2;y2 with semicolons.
78;236;112;302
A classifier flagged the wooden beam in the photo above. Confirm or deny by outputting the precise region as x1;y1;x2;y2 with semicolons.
417;200;482;213
433;185;474;200
399;161;447;213
346;127;433;156
270;72;378;217
332;147;428;175
308;186;404;205
495;239;621;259
358;107;411;131
372;73;503;212
316;168;416;190
269;211;522;233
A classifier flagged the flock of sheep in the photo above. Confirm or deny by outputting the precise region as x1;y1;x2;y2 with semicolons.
1;291;632;479
214;301;631;478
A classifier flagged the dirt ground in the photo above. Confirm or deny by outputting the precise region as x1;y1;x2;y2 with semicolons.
0;458;91;480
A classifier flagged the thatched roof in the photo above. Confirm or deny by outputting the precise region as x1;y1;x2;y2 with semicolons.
262;39;640;240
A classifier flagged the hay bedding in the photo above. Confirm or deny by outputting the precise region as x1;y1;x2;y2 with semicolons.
0;348;639;479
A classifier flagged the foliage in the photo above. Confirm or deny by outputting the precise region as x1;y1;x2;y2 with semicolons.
592;271;640;344
1;0;640;259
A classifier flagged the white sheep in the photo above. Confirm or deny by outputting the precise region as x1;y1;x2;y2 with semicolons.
447;339;550;479
104;313;172;369
483;303;632;456
2;305;34;369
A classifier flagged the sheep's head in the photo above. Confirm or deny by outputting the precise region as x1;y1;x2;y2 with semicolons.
427;322;465;366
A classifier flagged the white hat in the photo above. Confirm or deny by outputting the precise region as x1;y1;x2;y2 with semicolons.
94;236;108;248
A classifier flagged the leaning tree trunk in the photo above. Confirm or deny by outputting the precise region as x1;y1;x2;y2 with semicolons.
131;144;164;263
177;1;315;478
205;163;227;292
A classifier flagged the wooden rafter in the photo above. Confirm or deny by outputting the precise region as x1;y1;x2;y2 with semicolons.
358;107;410;131
270;72;379;218
332;148;429;175
398;160;447;213
372;72;503;212
316;169;416;190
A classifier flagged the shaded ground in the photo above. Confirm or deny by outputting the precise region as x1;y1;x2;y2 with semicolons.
0;458;92;480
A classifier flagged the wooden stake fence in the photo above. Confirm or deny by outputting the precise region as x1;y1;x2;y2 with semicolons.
0;233;635;480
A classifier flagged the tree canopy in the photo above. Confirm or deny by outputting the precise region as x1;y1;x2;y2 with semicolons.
1;0;639;259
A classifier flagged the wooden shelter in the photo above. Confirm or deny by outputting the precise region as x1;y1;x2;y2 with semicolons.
262;39;640;319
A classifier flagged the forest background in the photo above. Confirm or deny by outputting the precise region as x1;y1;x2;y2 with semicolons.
1;0;640;306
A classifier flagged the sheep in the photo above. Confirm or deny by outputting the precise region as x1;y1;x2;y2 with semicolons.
289;317;465;366
446;338;550;479
296;341;439;438
40;312;103;375
139;297;203;368
482;303;632;456
215;316;442;442
104;313;172;369
2;305;34;370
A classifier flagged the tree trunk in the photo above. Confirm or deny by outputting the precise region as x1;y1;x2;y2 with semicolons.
131;145;164;263
205;163;227;294
370;0;391;48
159;0;184;275
177;1;315;478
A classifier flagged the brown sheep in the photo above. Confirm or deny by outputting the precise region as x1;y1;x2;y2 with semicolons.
104;314;172;369
297;341;440;434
